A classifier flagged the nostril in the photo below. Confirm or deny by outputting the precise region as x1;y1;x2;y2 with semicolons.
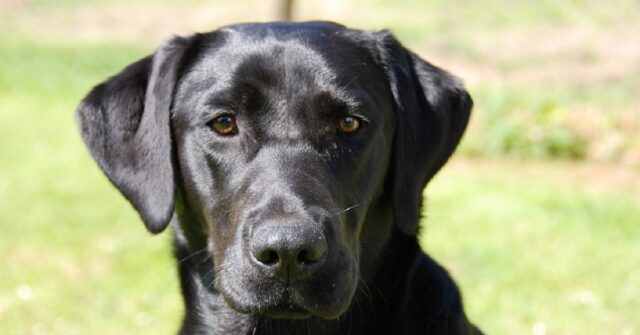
297;250;310;265
254;249;279;266
296;243;326;265
250;223;328;280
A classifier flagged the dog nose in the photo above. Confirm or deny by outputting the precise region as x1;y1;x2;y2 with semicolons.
250;223;327;283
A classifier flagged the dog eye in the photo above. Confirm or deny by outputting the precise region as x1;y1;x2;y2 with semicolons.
337;115;361;134
209;115;238;135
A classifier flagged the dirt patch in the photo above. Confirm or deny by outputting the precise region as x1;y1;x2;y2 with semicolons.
418;25;640;87
0;0;27;9
9;2;640;86
8;2;276;45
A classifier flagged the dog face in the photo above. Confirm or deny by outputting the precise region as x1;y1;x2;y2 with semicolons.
77;22;471;320
171;25;396;318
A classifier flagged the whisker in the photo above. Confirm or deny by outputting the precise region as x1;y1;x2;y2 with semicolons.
175;247;210;265
245;130;259;144
357;276;374;305
353;293;364;327
200;261;228;297
331;201;366;216
370;280;388;307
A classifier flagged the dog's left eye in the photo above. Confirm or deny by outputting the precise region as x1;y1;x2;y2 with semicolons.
208;115;238;136
337;115;361;134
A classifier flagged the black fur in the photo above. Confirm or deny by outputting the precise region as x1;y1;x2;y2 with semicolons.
77;22;481;334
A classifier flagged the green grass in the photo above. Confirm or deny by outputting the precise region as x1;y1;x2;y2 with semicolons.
0;34;183;334
422;163;640;334
1;1;639;334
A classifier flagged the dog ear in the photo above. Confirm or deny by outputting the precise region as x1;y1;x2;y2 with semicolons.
376;32;473;235
76;36;192;233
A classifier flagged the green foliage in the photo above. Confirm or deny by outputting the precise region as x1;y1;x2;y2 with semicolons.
460;75;640;161
465;96;588;160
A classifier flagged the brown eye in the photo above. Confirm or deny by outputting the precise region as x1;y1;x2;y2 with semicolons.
209;115;237;135
337;115;361;134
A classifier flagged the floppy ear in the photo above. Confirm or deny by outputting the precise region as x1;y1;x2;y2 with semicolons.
76;36;192;233
376;32;473;235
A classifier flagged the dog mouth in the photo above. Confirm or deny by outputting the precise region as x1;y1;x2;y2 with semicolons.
220;281;352;320
258;294;313;319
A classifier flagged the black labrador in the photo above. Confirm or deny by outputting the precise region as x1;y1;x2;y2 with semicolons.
77;22;482;334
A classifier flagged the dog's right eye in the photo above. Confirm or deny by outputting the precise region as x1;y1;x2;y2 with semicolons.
208;115;238;136
337;115;361;135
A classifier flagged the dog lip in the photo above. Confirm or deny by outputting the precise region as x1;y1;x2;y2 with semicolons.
222;290;314;319
258;300;344;320
221;285;348;320
261;288;349;320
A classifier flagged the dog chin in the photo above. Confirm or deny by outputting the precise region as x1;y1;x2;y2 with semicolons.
260;305;312;319
260;304;347;320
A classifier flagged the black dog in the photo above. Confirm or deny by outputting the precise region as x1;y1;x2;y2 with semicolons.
77;22;481;334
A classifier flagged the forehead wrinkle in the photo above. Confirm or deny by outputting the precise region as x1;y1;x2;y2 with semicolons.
188;38;338;96
231;40;345;139
175;30;379;131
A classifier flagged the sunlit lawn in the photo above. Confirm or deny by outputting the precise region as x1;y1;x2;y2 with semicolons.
1;1;639;334
0;36;183;334
423;160;640;334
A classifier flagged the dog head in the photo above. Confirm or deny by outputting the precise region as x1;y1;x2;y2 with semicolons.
77;22;471;320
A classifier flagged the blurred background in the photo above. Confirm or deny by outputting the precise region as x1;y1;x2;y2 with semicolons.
0;0;638;334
